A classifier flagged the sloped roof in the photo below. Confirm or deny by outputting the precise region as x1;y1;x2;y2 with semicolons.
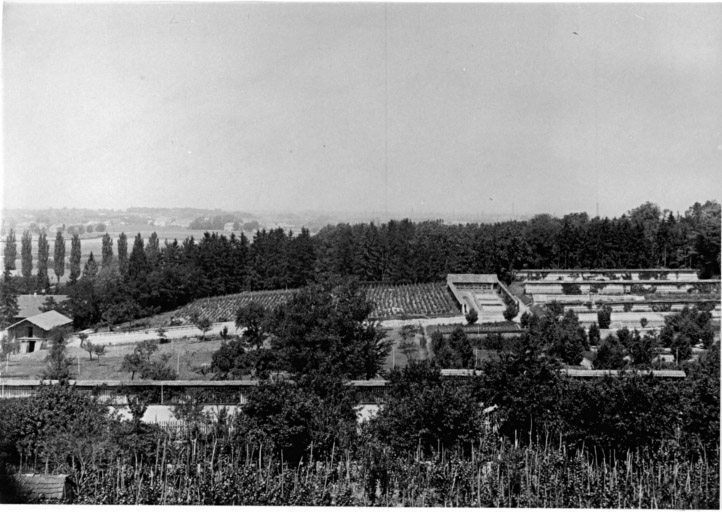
14;474;70;501
7;310;72;332
16;295;68;319
447;274;499;284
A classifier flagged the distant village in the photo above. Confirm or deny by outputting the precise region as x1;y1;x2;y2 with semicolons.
0;207;523;239
1;207;321;238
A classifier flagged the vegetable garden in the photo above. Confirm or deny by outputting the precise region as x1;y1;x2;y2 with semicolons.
175;282;460;322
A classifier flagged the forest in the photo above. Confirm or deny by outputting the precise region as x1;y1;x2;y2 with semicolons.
1;200;719;331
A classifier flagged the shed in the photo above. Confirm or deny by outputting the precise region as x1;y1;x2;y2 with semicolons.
14;474;72;502
6;311;73;353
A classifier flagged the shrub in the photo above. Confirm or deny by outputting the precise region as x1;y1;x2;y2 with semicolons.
561;283;582;295
465;308;478;325
561;374;685;456
594;335;627;370
479;337;564;441
588;322;601;345
234;378;356;465
503;301;519;322
367;360;485;455
597;305;613;329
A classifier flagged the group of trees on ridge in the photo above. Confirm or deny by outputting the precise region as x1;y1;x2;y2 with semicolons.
1;200;719;331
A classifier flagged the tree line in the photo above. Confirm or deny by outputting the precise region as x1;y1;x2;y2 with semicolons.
1;199;719;330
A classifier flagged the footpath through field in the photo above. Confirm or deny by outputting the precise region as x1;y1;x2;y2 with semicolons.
67;321;240;347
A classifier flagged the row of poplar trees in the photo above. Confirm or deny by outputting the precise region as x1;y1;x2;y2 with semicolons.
3;230;86;292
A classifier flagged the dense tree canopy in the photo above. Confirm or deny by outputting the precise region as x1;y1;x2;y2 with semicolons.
5;199;717;331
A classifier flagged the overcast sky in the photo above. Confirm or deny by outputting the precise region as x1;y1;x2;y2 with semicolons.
3;2;721;218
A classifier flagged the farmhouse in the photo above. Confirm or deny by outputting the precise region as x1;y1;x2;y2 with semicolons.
6;310;73;353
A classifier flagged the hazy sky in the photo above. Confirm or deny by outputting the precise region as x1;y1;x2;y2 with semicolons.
3;2;721;218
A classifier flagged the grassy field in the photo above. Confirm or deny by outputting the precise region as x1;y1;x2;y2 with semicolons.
3;325;422;381
2;336;223;381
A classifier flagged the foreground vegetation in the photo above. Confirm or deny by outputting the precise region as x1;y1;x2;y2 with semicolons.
0;298;718;506
0;272;718;506
0;343;718;506
2;421;717;507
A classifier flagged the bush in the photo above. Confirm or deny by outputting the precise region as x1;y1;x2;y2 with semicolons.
465;308;478;325
234;378;356;465
588;322;601;345
367;361;485;455
594;335;627;370
561;283;582;295
0;383;117;471
597;305;613;329
561;374;685;456
479;337;564;441
503;301;519;322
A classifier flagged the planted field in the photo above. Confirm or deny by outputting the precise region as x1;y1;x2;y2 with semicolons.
173;282;460;322
365;282;459;319
176;289;297;322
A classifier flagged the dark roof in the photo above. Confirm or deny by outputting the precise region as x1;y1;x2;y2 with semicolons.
16;295;68;319
447;274;499;284
7;311;73;332
15;474;70;501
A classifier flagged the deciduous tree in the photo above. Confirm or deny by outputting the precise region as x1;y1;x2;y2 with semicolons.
265;278;390;380
235;302;267;349
40;327;76;382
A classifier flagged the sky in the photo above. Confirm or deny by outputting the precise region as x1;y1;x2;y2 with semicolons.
3;2;721;219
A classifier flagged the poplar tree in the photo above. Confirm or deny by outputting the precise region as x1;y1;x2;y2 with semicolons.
36;232;50;291
0;268;19;328
128;233;147;279
69;234;82;284
145;232;160;270
117;232;128;276
3;229;17;271
82;252;99;280
21;231;33;290
54;231;66;285
101;233;114;268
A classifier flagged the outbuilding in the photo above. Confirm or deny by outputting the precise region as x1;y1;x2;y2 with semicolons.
6;310;73;353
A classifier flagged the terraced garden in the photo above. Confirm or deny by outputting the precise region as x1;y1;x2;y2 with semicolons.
176;289;296;322
175;282;460;322
365;282;459;319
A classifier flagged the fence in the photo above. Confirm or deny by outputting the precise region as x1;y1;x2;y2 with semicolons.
0;370;687;404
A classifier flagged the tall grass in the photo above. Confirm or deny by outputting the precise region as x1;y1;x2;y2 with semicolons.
21;426;717;507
